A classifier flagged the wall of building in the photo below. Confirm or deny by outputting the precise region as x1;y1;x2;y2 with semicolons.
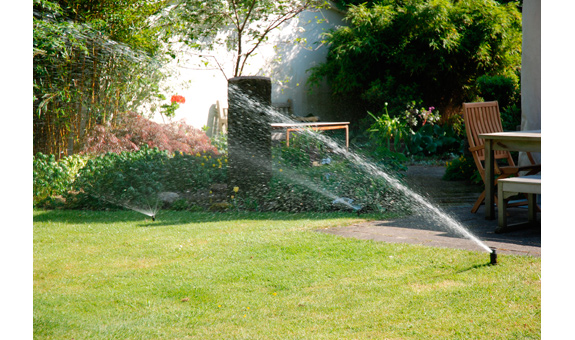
520;0;541;165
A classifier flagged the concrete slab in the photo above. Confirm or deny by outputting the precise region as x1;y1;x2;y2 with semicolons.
318;166;541;257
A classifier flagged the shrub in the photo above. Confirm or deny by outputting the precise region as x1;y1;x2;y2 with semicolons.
308;0;522;119
162;150;227;192
255;143;407;213
443;154;481;184
33;153;89;206
81;111;218;156
69;146;227;210
70;147;170;210
42;129;408;214
407;124;462;156
476;75;518;109
367;102;462;157
476;75;521;131
500;104;522;132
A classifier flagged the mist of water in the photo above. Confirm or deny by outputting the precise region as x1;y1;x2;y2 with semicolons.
86;190;160;219
229;85;492;253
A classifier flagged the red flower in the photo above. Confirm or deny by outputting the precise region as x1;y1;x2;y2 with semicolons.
171;95;186;104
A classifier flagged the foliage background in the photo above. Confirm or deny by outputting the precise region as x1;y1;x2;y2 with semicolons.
33;0;174;158
162;0;328;78
308;0;522;122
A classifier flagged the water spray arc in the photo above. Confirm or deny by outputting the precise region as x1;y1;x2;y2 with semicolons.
227;76;273;199
228;79;493;255
83;183;161;221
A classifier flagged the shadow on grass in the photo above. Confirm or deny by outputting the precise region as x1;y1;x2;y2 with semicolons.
405;262;495;286
33;208;371;226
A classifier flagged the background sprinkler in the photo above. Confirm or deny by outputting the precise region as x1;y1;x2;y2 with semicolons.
490;247;497;265
151;214;156;222
332;197;363;216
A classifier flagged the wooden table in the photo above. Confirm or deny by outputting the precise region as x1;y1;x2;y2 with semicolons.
271;122;350;150
479;130;541;219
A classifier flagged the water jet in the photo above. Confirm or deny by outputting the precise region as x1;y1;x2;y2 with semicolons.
227;84;493;254
228;76;272;198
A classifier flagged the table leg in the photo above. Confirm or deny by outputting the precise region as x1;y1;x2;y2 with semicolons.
498;181;507;228
345;126;349;150
484;140;495;219
528;193;536;223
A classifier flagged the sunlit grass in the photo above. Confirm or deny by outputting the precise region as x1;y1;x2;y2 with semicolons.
34;210;540;339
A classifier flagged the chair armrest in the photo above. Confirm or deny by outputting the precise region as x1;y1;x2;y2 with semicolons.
469;145;484;152
499;163;541;175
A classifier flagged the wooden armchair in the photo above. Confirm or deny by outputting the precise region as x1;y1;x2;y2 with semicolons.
462;101;541;213
213;100;228;135
272;99;293;116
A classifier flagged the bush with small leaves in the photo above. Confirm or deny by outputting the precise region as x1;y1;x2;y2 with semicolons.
81;111;218;156
33;153;89;207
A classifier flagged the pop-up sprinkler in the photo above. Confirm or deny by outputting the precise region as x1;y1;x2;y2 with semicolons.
490;247;497;265
332;197;363;216
151;214;156;222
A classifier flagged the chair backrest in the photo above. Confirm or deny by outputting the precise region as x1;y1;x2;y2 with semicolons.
214;100;228;135
463;101;515;172
272;99;293;116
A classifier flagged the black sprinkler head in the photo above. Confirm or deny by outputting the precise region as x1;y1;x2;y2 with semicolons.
490;247;497;265
152;215;156;222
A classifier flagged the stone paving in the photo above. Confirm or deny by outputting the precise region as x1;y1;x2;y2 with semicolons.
319;165;541;257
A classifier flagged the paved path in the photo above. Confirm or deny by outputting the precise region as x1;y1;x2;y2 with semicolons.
319;166;541;257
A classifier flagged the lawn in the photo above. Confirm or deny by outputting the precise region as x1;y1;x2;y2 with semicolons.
34;209;540;339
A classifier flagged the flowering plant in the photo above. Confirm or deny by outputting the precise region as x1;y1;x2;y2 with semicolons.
171;95;186;104
403;102;440;128
368;101;461;156
161;94;186;117
367;102;410;152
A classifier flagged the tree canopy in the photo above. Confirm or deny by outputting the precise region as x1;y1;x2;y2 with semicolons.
307;0;523;119
163;0;329;78
33;0;173;156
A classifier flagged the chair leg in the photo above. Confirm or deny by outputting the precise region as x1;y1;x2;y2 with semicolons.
471;191;485;213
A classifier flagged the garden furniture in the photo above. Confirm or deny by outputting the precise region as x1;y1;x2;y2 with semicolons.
212;100;228;135
272;99;293;116
463;101;541;219
497;174;541;233
271;122;350;150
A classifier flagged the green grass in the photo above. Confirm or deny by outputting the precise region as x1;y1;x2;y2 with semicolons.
34;209;540;339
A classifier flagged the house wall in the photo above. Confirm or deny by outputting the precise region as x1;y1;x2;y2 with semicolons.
153;6;347;133
520;0;541;165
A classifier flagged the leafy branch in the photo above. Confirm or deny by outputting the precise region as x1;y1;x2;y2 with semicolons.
165;0;330;78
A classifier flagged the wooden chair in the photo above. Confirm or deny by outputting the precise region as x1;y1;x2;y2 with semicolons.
462;101;541;213
213;100;228;135
272;99;320;122
272;99;293;116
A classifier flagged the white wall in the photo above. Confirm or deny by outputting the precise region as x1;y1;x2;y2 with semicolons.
153;6;346;132
519;0;541;165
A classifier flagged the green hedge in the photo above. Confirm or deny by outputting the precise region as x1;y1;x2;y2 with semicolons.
34;140;408;214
